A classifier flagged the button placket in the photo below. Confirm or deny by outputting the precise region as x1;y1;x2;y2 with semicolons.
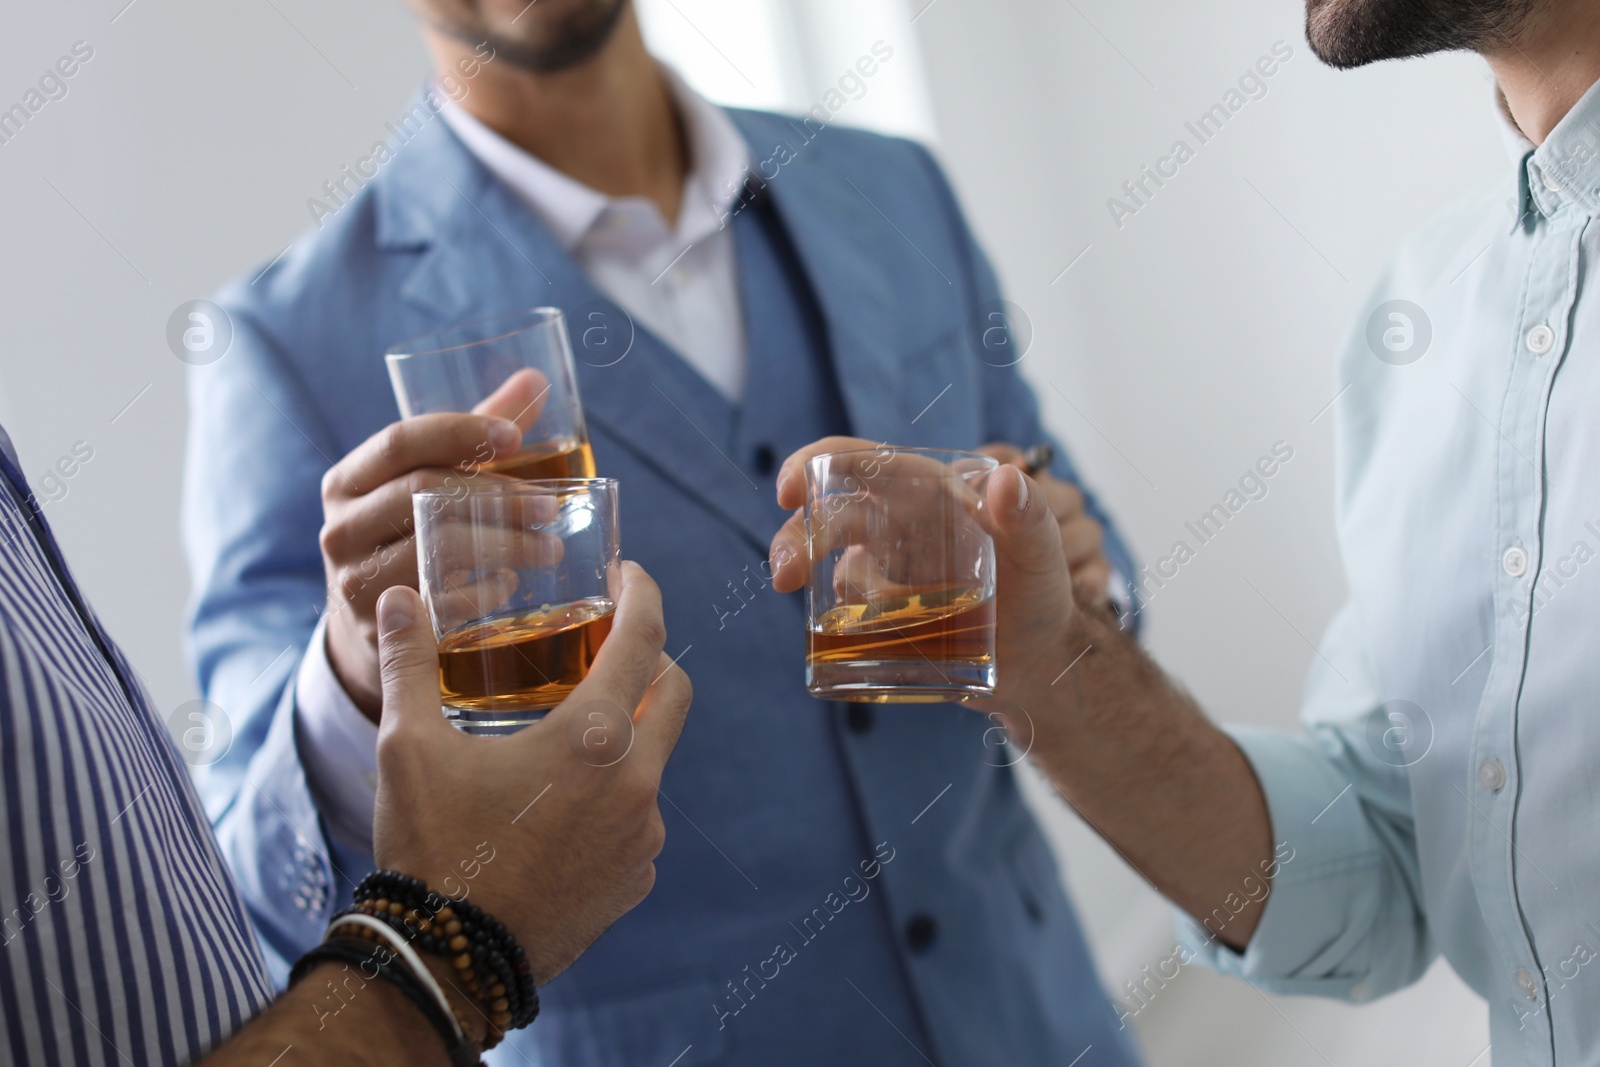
1466;210;1586;1049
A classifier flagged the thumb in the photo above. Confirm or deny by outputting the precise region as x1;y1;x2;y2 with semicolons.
983;464;1076;631
376;586;452;743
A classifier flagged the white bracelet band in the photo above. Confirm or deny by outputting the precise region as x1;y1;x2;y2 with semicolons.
328;911;464;1043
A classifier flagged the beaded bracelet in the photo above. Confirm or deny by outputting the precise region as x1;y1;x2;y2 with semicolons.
345;870;539;1047
343;889;533;1041
343;898;515;1046
354;869;535;1025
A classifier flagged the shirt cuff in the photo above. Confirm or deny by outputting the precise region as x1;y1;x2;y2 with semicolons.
293;617;379;855
1177;726;1390;1001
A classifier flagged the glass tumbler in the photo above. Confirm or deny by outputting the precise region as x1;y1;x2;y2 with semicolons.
413;478;620;734
387;307;596;480
803;447;998;703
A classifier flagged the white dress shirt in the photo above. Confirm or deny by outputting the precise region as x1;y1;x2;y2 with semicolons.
295;69;753;852
443;67;753;401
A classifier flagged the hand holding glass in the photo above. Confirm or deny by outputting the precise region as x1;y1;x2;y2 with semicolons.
387;307;596;479
413;479;620;734
803;448;998;703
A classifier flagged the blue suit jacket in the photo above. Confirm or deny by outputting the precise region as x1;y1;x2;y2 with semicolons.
183;104;1141;1066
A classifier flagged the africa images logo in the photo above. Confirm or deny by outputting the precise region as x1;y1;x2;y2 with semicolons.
1366;299;1431;366
168;700;233;767
1364;699;1433;768
167;300;234;367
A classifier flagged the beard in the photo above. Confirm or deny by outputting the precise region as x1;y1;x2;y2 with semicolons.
1305;0;1541;68
429;0;630;74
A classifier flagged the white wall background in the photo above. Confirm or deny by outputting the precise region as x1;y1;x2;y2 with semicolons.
0;0;1500;1062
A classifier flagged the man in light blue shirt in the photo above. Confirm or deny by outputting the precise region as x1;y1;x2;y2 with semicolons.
771;0;1600;1062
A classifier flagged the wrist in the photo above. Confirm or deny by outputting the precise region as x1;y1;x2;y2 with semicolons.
1001;604;1088;705
346;871;540;1044
999;605;1106;749
291;947;475;1067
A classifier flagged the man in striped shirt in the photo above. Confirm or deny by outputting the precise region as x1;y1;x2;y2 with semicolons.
0;421;691;1066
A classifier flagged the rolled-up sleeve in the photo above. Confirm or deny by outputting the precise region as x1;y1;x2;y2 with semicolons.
1180;603;1436;1001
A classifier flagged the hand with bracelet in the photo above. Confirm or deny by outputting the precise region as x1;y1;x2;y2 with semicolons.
201;562;692;1066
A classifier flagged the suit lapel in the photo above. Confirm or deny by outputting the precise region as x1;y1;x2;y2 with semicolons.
373;115;777;549
727;112;910;446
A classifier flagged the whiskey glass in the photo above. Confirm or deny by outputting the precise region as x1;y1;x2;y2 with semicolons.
387;307;595;479
413;478;619;734
803;448;998;703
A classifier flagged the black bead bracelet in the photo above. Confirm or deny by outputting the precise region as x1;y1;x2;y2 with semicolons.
348;870;539;1038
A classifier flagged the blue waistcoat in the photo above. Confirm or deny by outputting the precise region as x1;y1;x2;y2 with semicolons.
183;102;1142;1067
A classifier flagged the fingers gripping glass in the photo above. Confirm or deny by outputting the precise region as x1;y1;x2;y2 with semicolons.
804;448;998;703
413;479;620;735
386;307;596;479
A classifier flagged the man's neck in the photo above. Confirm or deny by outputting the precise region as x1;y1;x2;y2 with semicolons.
1487;0;1600;145
425;7;687;224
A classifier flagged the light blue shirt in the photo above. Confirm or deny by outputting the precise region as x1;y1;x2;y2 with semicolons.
1186;81;1600;1064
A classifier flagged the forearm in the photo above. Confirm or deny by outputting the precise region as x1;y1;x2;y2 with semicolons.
201;958;478;1067
1011;605;1274;949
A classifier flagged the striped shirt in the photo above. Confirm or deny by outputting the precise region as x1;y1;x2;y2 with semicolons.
0;425;272;1066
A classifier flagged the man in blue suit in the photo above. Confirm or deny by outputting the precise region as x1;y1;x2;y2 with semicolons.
183;1;1141;1063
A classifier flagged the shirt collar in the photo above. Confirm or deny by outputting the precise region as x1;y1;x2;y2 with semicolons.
1498;76;1600;229
1496;85;1535;231
437;65;751;253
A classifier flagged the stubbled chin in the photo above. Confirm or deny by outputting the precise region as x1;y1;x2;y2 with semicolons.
1302;1;1370;69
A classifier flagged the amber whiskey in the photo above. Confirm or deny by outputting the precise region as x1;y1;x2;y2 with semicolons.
438;596;614;713
808;587;995;702
486;438;597;481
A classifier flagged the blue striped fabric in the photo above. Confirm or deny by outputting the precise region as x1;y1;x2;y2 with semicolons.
0;431;273;1066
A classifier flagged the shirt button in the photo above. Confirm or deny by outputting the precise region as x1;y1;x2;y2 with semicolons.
1540;169;1562;193
1525;324;1555;354
1348;981;1371;1003
1503;547;1529;577
905;914;938;954
1478;759;1506;792
752;444;777;478
1516;968;1540;1000
846;705;874;735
